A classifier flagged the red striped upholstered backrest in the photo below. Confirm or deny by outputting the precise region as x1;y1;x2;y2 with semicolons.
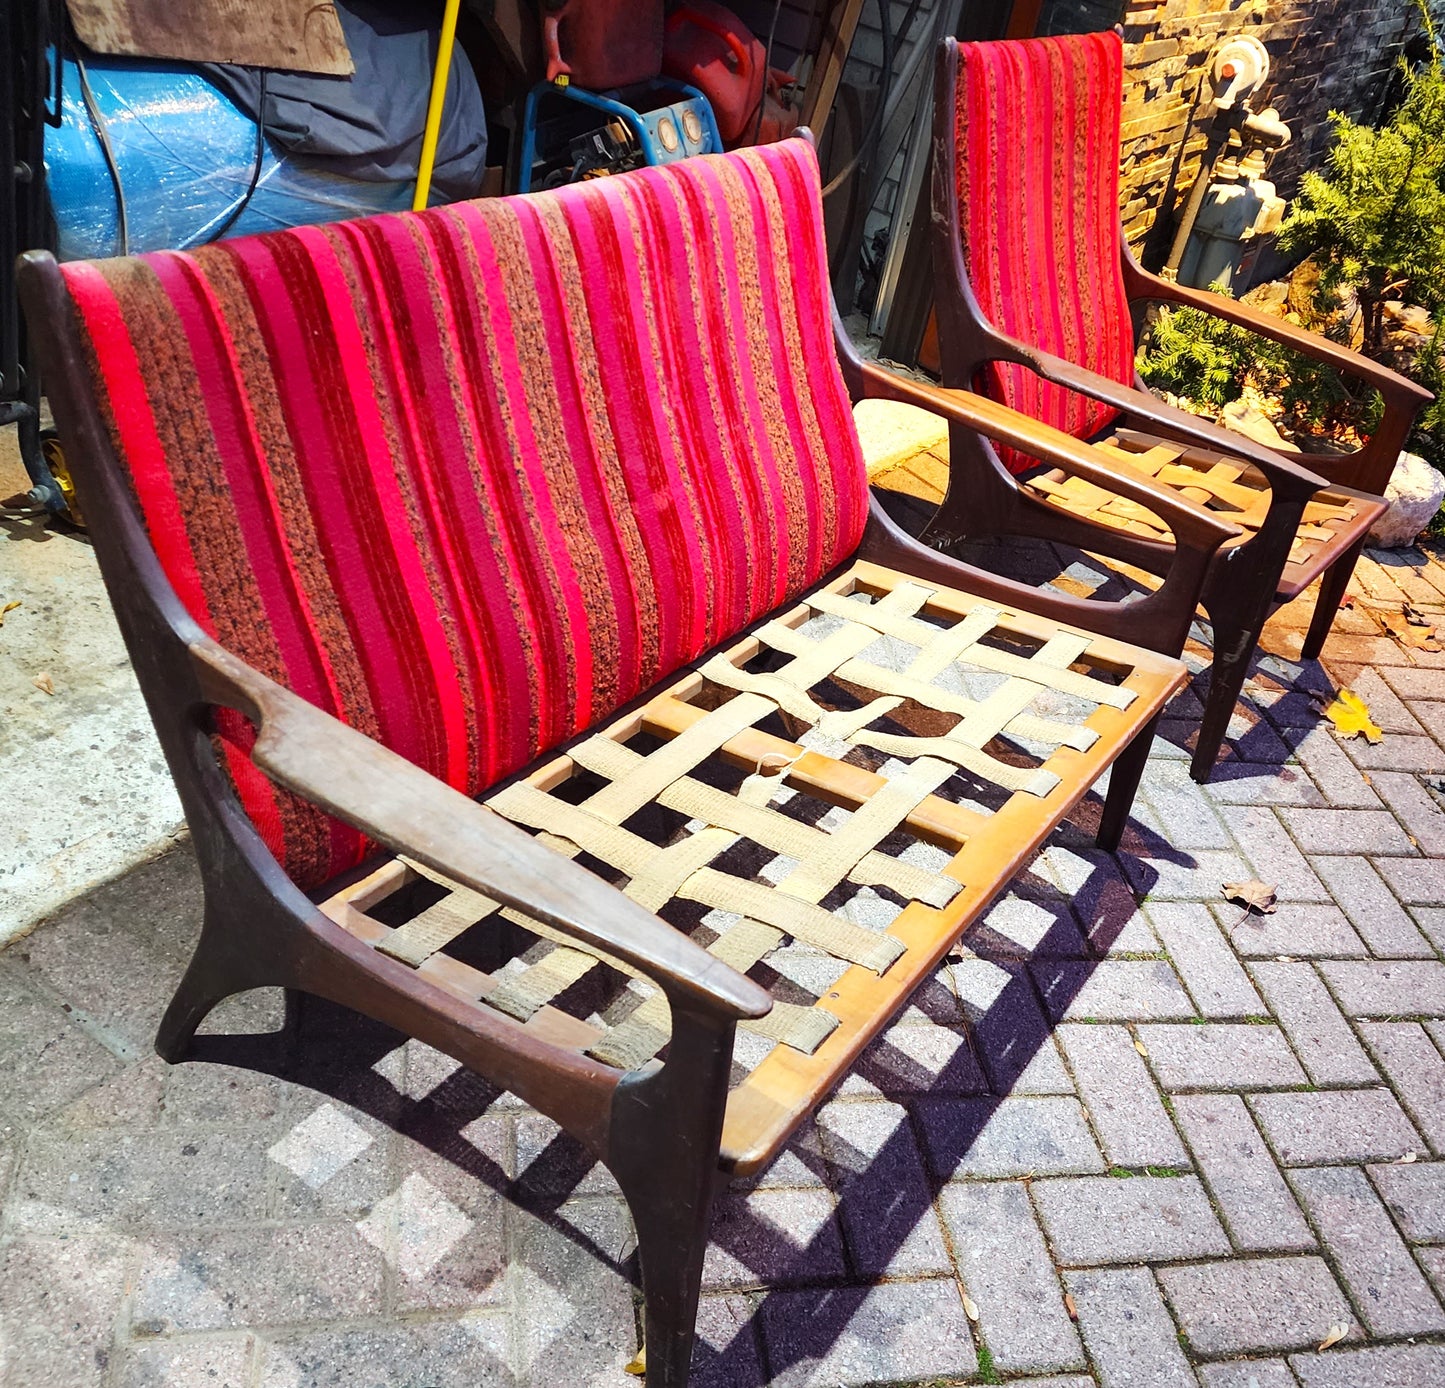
953;31;1133;472
61;140;867;888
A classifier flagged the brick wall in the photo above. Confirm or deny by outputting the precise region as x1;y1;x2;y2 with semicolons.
1116;0;1419;266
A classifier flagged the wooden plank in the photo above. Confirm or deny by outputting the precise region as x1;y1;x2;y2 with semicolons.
799;0;867;138
67;0;354;73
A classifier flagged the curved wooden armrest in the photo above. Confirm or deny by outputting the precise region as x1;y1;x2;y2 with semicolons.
992;339;1332;500
1123;256;1434;411
190;639;773;1025
858;361;1243;551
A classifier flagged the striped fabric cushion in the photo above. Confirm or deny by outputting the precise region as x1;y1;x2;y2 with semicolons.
953;30;1135;473
61;140;868;889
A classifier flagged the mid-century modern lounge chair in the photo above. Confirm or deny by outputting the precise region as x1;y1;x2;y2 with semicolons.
928;30;1431;781
20;138;1231;1386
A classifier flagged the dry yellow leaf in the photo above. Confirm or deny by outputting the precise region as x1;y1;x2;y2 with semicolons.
1318;1322;1349;1350
1133;1038;1149;1058
624;1349;646;1377
1064;1292;1078;1320
1223;880;1278;915
0;599;19;627
32;671;54;696
961;1293;980;1321
1319;688;1383;744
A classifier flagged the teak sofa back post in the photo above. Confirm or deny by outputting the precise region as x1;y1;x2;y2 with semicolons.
926;33;1432;783
19;139;1218;1387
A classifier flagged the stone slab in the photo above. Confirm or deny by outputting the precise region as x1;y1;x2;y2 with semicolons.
1250;1090;1420;1165
1031;1174;1229;1266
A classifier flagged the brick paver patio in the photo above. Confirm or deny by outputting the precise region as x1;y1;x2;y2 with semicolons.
10;543;1445;1387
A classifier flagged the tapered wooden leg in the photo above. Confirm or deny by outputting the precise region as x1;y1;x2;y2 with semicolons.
607;1006;736;1388
155;917;255;1062
1301;537;1368;662
1191;613;1259;783
1097;712;1161;852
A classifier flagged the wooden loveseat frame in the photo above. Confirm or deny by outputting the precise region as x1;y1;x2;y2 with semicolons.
20;139;1235;1387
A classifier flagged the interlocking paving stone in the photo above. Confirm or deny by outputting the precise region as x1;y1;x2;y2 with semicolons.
1174;1094;1315;1253
1202;761;1327;806
131;1224;391;1331
1219;804;1329;900
0;967;127;1128
1197;1358;1299;1388
1031;1174;1229;1265
1342;732;1445;773
815;1100;952;1276
691;1294;766;1388
0;1234;133;1388
1031;959;1196;1022
1056;1023;1188;1168
1288;1165;1445;1336
702;1186;847;1291
947;958;1074;1095
1158;1256;1357;1355
1220;901;1365;958
836;1018;987;1100
1375;855;1445;905
1359;1021;1445;1155
259;1319;515;1388
1412;906;1445;956
1371;770;1445;855
1309;857;1434;957
1034;846;1163;955
1331;667;1426;735
1278;807;1419;855
758;1279;976;1387
916;1096;1105;1180
973;893;1088;958
1147;903;1265;1017
12;1127;271;1231
1319;960;1445;1017
939;1181;1085;1375
1138;1023;1307;1090
1367;1159;1445;1240
1376;666;1445;701
114;1336;253;1388
1250;1089;1420;1165
1284;725;1383;809
1288;1343;1445;1387
1121;845;1255;901
1063;1266;1196;1388
1140;759;1236;850
1249;962;1378;1086
1417;1246;1445;1303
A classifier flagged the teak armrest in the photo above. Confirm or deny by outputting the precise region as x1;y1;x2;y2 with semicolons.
1123;254;1433;411
858;361;1243;552
189;639;774;1026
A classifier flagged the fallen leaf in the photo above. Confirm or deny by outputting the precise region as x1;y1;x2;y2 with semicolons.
1318;688;1383;744
1064;1292;1078;1320
1224;880;1278;915
1398;1150;1419;1164
1133;1037;1149;1058
1382;607;1443;651
625;1350;646;1377
1318;1322;1350;1350
961;1293;980;1321
32;671;54;696
0;599;19;627
1276;955;1295;963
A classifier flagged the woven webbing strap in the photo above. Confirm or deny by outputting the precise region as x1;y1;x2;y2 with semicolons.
370;576;1130;1073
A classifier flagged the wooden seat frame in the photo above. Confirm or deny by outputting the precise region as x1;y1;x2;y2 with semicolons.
20;239;1238;1388
928;38;1432;782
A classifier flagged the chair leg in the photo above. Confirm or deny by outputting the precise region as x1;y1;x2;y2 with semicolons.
1301;537;1368;662
607;1008;737;1388
155;902;293;1062
1097;712;1161;852
1191;610;1261;783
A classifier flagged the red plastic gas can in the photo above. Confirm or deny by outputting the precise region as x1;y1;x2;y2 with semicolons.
662;0;766;146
